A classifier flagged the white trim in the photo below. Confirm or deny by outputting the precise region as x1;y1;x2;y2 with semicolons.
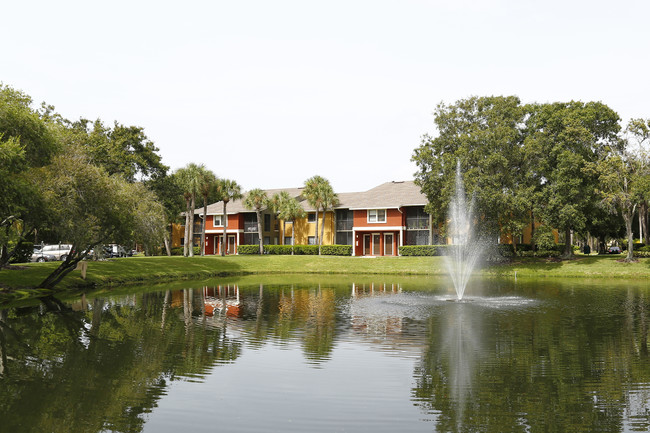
353;226;405;232
205;229;244;234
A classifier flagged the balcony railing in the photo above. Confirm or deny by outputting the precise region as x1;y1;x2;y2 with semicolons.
244;222;258;233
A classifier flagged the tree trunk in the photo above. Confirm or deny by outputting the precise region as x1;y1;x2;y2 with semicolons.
163;230;172;256
624;211;635;262
221;200;228;256
201;196;208;256
256;209;264;254
188;194;196;257
183;197;191;257
291;220;295;255
319;207;326;255
641;201;649;245
314;210;320;247
563;227;572;257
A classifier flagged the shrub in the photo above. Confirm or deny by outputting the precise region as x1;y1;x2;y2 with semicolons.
170;246;200;256
638;245;650;252
264;245;294;255
634;250;650;258
515;243;534;252
536;250;561;258
399;245;437;256
320;245;352;256
238;245;261;255
293;245;319;255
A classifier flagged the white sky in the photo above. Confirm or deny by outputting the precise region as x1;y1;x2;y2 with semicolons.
2;0;649;193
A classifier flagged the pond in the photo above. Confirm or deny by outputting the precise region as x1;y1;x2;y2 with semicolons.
1;275;649;433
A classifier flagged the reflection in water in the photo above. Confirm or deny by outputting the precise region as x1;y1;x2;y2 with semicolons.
0;279;649;432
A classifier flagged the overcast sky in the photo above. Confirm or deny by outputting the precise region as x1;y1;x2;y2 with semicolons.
3;0;649;192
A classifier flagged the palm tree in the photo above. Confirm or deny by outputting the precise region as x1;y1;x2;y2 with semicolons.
216;178;242;256
278;196;305;254
319;183;339;255
304;175;338;254
303;175;327;247
174;163;202;257
197;168;219;256
243;188;268;254
269;191;292;244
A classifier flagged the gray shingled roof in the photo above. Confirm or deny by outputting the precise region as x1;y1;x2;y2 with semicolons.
195;181;427;215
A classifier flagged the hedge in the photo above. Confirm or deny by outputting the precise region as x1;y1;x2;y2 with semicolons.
399;245;437;256
320;245;352;256
264;245;294;255
238;245;261;255
171;246;200;256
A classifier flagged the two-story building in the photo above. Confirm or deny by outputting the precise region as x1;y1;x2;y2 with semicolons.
174;180;434;256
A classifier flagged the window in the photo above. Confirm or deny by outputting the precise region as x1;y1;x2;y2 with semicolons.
284;237;293;245
368;209;386;223
336;232;353;245
213;215;224;227
308;236;316;245
244;233;259;245
264;214;271;232
308;213;316;223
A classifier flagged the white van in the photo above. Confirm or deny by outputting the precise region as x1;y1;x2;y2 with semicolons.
41;244;73;261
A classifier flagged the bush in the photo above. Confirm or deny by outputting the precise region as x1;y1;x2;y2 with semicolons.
264;245;294;255
536;250;561;258
238;245;261;255
293;245;319;255
634;250;650;258
399;245;437;256
171;246;200;256
320;245;352;256
515;243;534;252
638;245;650;252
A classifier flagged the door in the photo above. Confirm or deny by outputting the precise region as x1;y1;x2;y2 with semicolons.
227;235;237;255
364;235;371;255
385;233;394;256
372;234;381;256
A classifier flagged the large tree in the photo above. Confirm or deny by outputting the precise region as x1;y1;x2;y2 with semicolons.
525;101;621;256
215;179;242;256
413;96;530;242
243;188;269;254
37;143;165;289
0;85;58;266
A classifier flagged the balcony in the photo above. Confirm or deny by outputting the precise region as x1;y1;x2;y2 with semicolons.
244;222;258;233
336;220;353;231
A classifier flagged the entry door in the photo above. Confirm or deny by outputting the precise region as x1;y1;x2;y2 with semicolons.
385;233;394;256
372;234;381;256
364;235;371;255
227;235;236;255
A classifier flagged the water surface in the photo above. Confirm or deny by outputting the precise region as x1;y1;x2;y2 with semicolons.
1;276;649;432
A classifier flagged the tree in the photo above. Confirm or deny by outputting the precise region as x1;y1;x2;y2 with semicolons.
244;188;269;254
412;96;530;242
36;143;163;289
303;175;338;252
145;172;185;256
174;163;203;257
215;179;242;256
626;118;650;244
318;182;339;255
66;119;168;182
0;85;57;266
526;101;621;256
131;184;168;256
197;168;219;256
277;196;306;252
269;191;292;244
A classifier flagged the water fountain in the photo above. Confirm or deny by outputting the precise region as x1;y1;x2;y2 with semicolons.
445;162;484;301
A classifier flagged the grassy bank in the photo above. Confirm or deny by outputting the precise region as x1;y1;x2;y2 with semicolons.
1;254;649;303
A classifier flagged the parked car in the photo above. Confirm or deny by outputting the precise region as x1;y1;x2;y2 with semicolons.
31;248;56;262
607;245;621;254
41;244;73;260
106;244;128;258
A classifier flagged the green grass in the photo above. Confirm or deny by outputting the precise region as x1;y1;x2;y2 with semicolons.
1;254;649;304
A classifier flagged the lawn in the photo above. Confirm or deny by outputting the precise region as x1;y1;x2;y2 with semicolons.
1;254;648;304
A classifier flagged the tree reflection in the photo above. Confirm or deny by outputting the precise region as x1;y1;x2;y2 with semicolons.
0;290;241;433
